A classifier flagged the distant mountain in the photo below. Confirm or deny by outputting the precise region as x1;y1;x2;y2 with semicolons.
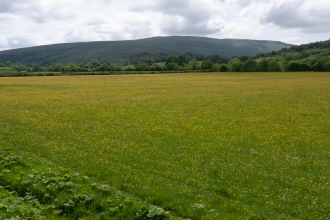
0;36;292;66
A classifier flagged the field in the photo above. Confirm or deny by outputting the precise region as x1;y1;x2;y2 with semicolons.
1;72;330;219
0;67;17;72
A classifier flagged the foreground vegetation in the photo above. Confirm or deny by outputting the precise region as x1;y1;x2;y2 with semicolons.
1;72;330;219
0;149;174;219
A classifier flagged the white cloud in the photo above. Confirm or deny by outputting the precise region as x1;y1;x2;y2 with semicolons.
86;15;109;26
221;19;264;39
0;0;329;51
0;0;79;23
130;0;227;36
263;0;330;32
281;37;304;45
6;36;36;48
207;16;226;31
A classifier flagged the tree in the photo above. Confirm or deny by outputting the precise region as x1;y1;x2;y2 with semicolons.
325;61;330;71
228;58;242;72
139;57;148;64
230;62;242;72
13;64;27;72
88;60;100;70
286;62;300;71
5;61;12;67
239;56;250;62
139;57;153;66
98;63;108;71
287;61;311;71
211;63;220;72
242;58;257;72
201;59;213;70
284;52;301;61
165;56;176;65
146;59;154;67
123;60;130;66
176;55;188;66
77;63;86;71
32;64;43;72
298;63;311;71
151;64;163;71
108;64;118;71
312;56;329;71
52;63;65;72
301;50;309;58
16;64;27;72
220;64;228;72
88;62;93;70
189;59;199;70
166;62;179;71
257;59;269;71
136;63;149;71
268;60;281;71
66;63;77;72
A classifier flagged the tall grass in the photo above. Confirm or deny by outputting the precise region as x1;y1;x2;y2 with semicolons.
1;72;330;219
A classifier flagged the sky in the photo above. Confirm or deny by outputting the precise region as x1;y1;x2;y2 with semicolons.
1;0;330;51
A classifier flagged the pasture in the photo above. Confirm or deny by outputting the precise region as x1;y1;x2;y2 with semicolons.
0;67;16;73
0;72;330;219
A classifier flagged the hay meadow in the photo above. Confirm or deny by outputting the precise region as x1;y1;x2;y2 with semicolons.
1;72;330;219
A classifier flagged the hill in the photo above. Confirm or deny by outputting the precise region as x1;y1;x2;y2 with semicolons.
252;39;330;71
0;36;291;66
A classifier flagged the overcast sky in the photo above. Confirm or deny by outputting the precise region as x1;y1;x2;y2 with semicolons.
1;0;330;51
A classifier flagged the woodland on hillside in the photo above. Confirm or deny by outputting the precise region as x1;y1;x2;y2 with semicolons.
1;39;329;73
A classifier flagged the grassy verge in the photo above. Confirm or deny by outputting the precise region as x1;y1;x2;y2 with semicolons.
0;148;181;219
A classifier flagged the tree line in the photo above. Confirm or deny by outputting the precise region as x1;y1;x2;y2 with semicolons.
1;55;329;73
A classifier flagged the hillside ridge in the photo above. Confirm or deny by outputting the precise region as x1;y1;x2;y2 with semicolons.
0;36;292;65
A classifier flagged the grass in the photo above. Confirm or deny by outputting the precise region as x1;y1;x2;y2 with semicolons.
0;150;173;219
1;72;330;219
122;65;136;70
0;67;17;73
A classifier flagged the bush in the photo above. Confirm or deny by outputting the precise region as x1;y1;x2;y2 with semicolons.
229;61;242;72
287;62;311;71
136;63;149;71
220;64;228;72
211;63;220;72
269;60;281;71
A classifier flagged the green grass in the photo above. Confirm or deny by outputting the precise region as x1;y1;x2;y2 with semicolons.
0;149;174;220
122;64;136;70
154;62;166;67
0;67;17;73
1;72;330;219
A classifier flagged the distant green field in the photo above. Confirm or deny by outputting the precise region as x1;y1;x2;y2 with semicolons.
154;62;166;67
1;72;330;219
0;67;17;72
122;64;136;70
154;61;202;67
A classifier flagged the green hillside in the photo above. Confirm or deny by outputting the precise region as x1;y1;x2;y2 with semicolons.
0;36;291;66
252;39;330;71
